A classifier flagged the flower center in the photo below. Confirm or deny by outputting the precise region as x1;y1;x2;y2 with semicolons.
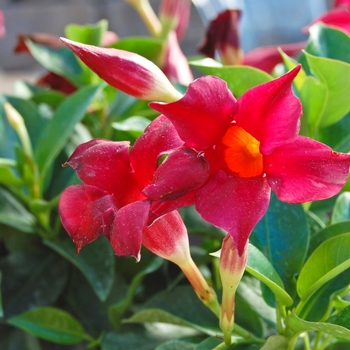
221;125;263;178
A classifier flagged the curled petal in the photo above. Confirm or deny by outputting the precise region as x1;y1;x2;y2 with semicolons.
60;37;183;102
143;211;190;265
110;200;151;261
58;184;116;253
66;139;143;207
150;76;237;150
196;171;271;255
144;147;210;201
235;66;302;155
242;42;305;73
130;115;183;188
265;136;350;203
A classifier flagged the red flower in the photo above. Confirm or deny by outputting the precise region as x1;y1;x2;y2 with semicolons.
145;66;350;255
58;116;185;260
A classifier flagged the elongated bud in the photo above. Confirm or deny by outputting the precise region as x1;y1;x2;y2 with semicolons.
60;38;183;102
219;236;248;345
4;102;33;159
143;211;220;317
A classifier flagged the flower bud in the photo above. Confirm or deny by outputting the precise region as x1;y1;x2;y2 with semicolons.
61;38;183;102
219;235;248;345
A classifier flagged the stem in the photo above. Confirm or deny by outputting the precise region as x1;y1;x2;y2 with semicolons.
125;0;161;37
179;258;221;318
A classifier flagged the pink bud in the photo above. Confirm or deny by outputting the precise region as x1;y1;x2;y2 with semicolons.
61;37;183;102
219;236;248;345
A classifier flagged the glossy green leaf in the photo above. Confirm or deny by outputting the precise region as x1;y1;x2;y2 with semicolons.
260;335;288;350
34;84;102;182
251;193;309;292
297;233;350;301
318;111;350;153
110;36;163;61
65;19;108;46
246;244;293;306
328;305;350;328
112;116;150;137
0;161;22;187
305;24;350;64
8;306;91;344
25;39;83;86
44;235;114;302
309;220;350;255
300;75;327;131
0;271;3;318
189;58;272;97
331;192;350;224
0;188;36;233
108;257;163;328
286;313;350;340
124;286;220;336
195;337;223;350
102;327;171;350
304;52;350;128
155;339;196;350
31;90;65;108
0;251;68;318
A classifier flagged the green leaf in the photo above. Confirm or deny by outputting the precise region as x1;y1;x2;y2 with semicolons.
25;40;83;86
155;339;196;350
297;233;350;301
31;90;65;108
332;192;350;224
44;235;114;302
0;251;68;318
305;24;350;64
251;193;309;293
124;286;220;336
189;58;272;97
246;244;293;306
0;271;3;318
102;326;172;350
112;116;150;137
0;161;22;187
110;36;163;61
65;19;109;46
195;337;223;350
328;305;350;328
309;220;350;255
8;306;91;344
108;257;163;328
260;335;288;350
286;313;350;340
304;52;350;128
34;84;102;183
0;188;36;233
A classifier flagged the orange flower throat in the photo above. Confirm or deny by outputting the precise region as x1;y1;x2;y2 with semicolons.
222;125;263;178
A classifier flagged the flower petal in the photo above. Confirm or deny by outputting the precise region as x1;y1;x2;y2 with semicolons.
110;200;151;261
242;42;305;73
60;37;183;102
144;147;210;201
66;139;143;207
130;115;183;188
196;171;271;255
235;66;302;155
150;76;237;150
265;136;350;203
58;184;115;253
143;211;190;265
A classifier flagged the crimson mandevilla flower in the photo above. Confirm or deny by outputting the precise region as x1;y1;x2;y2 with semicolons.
58;116;184;260
145;65;350;255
